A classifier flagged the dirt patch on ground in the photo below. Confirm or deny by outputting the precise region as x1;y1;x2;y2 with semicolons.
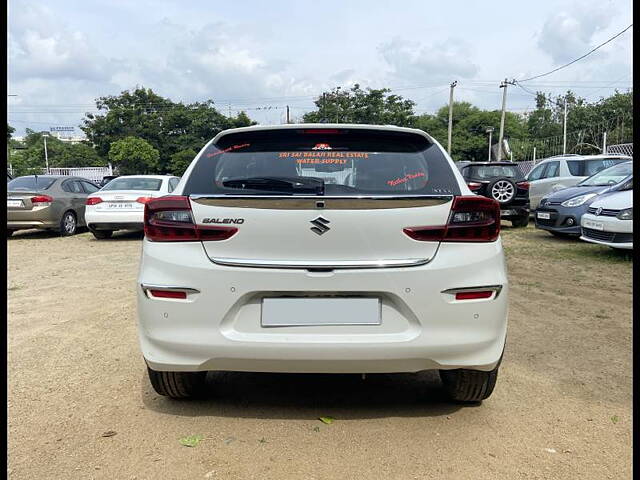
7;225;632;479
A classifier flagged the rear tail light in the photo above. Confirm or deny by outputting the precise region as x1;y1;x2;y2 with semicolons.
455;290;494;300
136;196;153;204
467;182;482;191
516;181;530;190
86;197;103;205
403;196;500;243
31;195;53;206
148;289;187;299
144;195;238;242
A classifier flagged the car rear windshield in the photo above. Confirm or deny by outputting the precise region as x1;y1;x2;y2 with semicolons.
567;158;630;176
469;165;521;179
101;177;163;191
182;128;460;196
7;176;56;191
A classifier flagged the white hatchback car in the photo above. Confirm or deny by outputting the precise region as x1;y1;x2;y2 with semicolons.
85;175;180;239
580;189;633;249
526;154;632;210
137;124;508;403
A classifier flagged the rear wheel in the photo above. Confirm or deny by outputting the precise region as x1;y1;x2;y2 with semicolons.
59;211;77;236
146;366;207;399
440;361;501;403
511;215;529;228
91;229;113;240
488;178;516;204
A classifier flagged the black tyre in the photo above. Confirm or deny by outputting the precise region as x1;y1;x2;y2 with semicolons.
440;361;500;403
511;215;529;228
59;211;77;236
487;178;516;205
146;366;207;399
91;229;113;240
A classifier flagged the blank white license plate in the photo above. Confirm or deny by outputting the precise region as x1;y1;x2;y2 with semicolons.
501;209;516;216
7;200;23;208
584;220;604;231
107;202;135;209
261;297;381;327
537;212;551;219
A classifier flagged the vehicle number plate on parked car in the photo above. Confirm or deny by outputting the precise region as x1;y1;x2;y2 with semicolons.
583;220;604;231
7;200;23;208
537;212;551;219
107;202;135;209
261;297;381;327
500;210;515;216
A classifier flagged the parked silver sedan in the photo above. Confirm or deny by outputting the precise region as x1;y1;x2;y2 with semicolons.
7;175;100;237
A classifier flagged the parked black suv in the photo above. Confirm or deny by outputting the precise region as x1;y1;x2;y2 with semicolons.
456;161;530;227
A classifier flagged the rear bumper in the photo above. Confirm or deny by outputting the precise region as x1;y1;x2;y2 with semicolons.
137;239;509;373
7;207;60;230
88;222;144;231
499;205;529;220
85;209;144;230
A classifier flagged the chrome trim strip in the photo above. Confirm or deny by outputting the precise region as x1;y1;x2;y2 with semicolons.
208;257;431;269
190;195;452;210
441;285;503;298
140;284;200;295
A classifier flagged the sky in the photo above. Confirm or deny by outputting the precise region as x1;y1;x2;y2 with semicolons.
7;0;633;136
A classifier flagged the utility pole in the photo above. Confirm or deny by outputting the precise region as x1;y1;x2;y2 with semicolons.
447;81;457;155
286;105;290;124
486;127;494;161
322;93;326;122
602;131;607;153
533;146;537;164
497;78;515;161
562;97;568;155
335;86;341;123
42;132;50;174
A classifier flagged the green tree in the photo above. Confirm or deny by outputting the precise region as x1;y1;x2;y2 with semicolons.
108;136;160;174
302;84;416;126
169;148;197;176
82;87;255;173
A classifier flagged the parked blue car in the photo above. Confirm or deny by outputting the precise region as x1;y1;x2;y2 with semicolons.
534;161;632;237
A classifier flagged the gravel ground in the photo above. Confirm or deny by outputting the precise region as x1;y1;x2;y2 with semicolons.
7;225;632;479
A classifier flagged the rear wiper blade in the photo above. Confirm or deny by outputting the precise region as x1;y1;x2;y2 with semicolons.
222;176;325;194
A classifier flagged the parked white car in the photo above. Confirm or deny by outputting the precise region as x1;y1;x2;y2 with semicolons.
137;124;508;403
526;154;632;210
85;175;180;239
580;189;633;249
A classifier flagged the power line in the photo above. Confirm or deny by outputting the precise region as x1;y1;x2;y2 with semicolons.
518;24;633;82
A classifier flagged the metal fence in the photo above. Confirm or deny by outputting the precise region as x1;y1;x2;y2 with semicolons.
606;143;633;156
7;166;112;183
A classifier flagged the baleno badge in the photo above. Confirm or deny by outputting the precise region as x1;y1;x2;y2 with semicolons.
202;218;244;224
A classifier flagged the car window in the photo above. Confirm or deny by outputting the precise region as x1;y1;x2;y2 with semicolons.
566;160;583;176
8;176;56;191
81;181;100;193
579;162;632;187
583;158;630;176
542;161;559;178
183;128;461;196
168;177;180;192
526;164;546;181
101;177;163;191
470;165;520;179
67;180;84;193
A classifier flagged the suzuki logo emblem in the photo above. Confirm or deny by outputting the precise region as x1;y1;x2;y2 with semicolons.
310;216;331;235
595;207;603;216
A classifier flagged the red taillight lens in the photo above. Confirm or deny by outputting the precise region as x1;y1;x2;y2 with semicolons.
31;195;53;205
455;290;494;300
136;196;153;204
302;129;342;134
516;181;530;190
403;196;500;243
144;195;238;242
467;182;482;191
148;289;187;299
86;197;103;205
